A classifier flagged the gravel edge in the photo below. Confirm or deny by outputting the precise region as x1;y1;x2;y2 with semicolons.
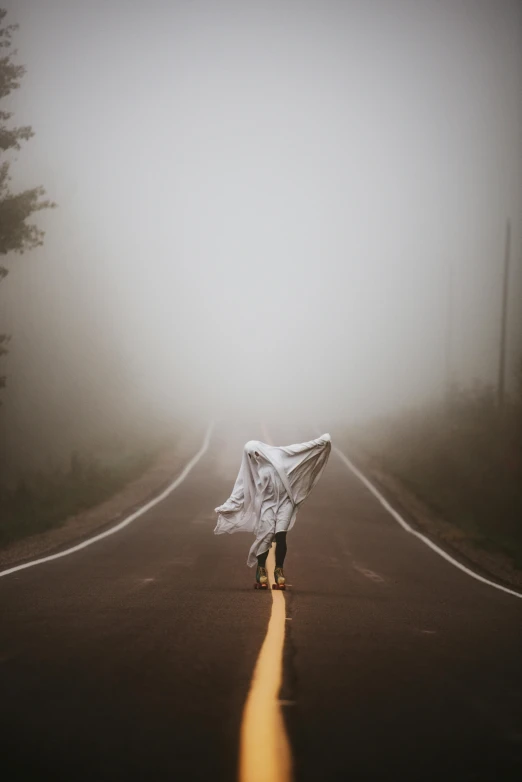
0;429;205;570
345;445;522;592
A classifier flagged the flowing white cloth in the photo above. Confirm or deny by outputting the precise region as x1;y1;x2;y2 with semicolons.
214;434;331;566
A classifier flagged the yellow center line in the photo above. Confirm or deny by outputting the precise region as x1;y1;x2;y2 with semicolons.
238;424;292;782
238;548;292;782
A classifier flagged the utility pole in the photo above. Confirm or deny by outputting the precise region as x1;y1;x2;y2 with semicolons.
497;218;511;408
445;261;453;402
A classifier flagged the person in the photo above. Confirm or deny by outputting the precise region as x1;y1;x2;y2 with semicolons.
214;433;331;587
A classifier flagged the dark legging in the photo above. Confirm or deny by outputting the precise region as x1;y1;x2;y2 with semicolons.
257;531;287;569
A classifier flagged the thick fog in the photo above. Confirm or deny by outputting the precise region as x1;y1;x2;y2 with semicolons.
1;0;521;468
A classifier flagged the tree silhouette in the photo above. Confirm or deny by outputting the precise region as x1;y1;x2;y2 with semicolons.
0;8;55;396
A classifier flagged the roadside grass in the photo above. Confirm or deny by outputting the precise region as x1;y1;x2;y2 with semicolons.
348;383;522;569
0;447;159;547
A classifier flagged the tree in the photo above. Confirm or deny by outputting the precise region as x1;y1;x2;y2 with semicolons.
0;8;55;396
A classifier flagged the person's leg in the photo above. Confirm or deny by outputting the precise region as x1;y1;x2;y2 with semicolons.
274;531;287;568
255;547;269;586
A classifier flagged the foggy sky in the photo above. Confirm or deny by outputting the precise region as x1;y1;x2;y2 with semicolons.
1;0;521;449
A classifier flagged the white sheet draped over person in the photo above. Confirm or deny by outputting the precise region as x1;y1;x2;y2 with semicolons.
214;433;331;585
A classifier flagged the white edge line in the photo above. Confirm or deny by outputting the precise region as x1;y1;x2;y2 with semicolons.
333;445;522;600
0;423;214;579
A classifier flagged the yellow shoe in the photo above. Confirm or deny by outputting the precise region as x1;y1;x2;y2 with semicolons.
274;567;286;587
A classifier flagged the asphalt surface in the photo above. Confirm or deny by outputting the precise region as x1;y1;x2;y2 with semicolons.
1;422;521;782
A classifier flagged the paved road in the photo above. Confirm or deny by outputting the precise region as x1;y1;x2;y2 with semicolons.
1;422;521;781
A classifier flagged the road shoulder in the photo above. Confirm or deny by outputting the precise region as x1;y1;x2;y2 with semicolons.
0;429;204;570
344;444;522;592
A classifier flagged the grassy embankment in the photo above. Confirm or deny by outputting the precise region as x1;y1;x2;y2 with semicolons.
350;381;522;569
0;440;165;547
